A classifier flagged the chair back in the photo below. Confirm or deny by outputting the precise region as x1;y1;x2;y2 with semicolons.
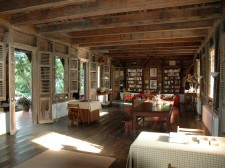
173;95;180;107
68;103;80;113
177;126;204;135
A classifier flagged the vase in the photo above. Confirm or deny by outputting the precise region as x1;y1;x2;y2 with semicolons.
23;105;30;112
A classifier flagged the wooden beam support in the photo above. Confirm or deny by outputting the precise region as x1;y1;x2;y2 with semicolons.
0;0;95;14
81;37;203;47
90;42;201;50
69;20;213;37
111;55;193;60
10;0;220;25
37;6;220;33
72;29;207;44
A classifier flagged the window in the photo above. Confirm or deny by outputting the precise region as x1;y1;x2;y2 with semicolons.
208;49;215;99
55;56;64;93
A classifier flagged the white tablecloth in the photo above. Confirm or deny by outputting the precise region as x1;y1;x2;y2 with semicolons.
127;132;225;168
68;100;101;112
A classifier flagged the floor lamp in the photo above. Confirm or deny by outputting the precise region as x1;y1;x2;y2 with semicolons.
210;72;219;136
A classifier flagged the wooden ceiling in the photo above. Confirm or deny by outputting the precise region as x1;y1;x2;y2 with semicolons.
0;0;224;62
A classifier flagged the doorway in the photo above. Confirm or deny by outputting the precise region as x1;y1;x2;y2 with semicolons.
14;49;32;128
80;62;86;99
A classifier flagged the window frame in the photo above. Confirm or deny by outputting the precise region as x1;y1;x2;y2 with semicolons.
208;48;215;99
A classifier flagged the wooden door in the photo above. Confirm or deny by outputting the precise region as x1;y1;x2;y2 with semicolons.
37;52;53;123
69;57;79;95
219;31;225;136
8;44;17;134
0;43;6;101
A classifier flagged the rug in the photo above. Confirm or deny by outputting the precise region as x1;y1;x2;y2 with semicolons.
13;149;116;168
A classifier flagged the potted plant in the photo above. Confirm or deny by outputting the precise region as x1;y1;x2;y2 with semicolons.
17;96;31;112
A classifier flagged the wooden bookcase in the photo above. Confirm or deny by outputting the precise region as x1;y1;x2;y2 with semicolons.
163;68;181;93
127;68;143;92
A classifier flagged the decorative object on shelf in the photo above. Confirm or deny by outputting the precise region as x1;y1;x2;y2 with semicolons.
186;73;199;92
150;80;157;89
17;96;31;112
150;68;157;77
127;68;143;92
163;68;180;93
169;60;176;66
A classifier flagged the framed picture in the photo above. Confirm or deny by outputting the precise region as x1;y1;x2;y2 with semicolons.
150;80;157;89
150;68;157;77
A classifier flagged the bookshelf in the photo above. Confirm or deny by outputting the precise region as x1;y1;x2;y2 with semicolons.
127;68;143;92
163;68;181;93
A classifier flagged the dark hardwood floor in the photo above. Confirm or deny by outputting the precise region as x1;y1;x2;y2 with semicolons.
0;101;207;168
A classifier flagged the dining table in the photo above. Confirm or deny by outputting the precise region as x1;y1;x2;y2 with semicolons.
132;101;172;135
127;131;225;168
67;100;101;124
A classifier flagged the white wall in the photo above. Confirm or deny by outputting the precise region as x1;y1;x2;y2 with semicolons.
0;112;10;135
52;101;69;120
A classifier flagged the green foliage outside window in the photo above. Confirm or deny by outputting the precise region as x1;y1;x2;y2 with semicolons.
55;57;64;93
15;51;31;98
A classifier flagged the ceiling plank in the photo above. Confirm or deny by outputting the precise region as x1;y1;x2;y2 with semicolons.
80;37;203;47
0;0;95;14
37;6;220;34
90;42;201;50
10;0;220;25
71;29;207;44
69;20;213;37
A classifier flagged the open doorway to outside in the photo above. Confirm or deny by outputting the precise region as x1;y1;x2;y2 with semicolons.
14;49;32;127
80;62;86;100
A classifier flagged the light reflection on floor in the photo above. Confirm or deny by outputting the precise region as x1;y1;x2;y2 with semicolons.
32;132;103;153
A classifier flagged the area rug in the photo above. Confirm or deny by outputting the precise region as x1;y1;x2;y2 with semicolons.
13;149;116;168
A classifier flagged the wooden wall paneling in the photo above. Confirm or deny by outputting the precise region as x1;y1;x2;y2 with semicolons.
54;42;69;55
144;60;163;93
0;42;6;101
37;38;53;52
13;30;36;47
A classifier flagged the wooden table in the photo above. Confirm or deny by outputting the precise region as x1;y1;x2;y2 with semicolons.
67;100;101;124
132;102;172;135
127;132;225;168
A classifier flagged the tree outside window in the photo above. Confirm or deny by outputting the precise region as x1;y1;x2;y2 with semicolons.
55;57;64;93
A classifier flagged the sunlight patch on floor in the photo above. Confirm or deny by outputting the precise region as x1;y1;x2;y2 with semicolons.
32;132;103;153
100;111;109;117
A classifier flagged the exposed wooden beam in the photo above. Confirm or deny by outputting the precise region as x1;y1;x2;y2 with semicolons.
10;0;220;25
37;6;220;34
108;50;196;55
0;0;95;14
108;54;194;62
81;37;203;47
99;47;199;52
71;29;207;44
69;20;213;37
90;42;201;50
108;49;197;53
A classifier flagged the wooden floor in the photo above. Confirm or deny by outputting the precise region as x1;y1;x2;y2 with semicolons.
0;101;208;168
